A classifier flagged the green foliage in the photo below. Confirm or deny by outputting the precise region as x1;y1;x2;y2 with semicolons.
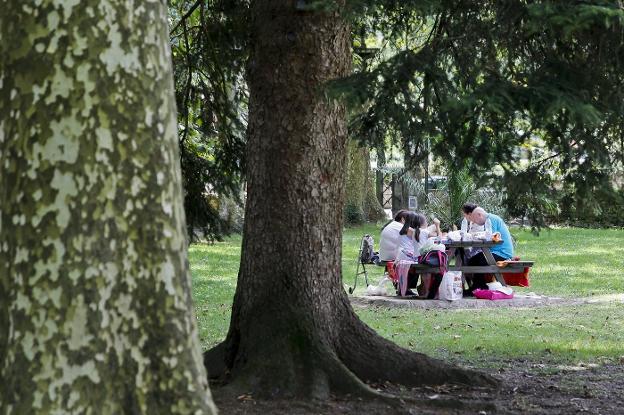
557;183;624;227
422;168;507;230
344;202;365;225
425;169;478;230
504;163;561;232
335;0;624;228
170;0;249;241
169;1;624;235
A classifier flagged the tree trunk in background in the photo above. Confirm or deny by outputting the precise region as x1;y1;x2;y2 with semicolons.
345;140;367;224
345;141;385;224
204;0;494;399
376;146;387;208
0;1;216;413
363;154;386;222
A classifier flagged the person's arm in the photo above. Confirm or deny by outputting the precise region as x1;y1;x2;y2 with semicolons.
460;218;468;233
433;218;441;237
426;218;442;236
425;224;437;235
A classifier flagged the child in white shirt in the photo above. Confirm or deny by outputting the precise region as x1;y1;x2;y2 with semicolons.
395;212;442;261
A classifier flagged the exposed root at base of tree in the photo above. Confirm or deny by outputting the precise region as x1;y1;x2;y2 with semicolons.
336;314;499;389
204;309;498;402
205;337;396;403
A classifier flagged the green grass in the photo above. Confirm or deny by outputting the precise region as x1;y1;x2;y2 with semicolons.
188;234;241;351
512;227;624;297
358;303;624;366
189;225;624;365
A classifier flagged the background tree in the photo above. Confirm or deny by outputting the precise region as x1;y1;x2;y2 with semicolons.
169;0;248;241
203;1;493;398
0;1;216;412
344;140;386;224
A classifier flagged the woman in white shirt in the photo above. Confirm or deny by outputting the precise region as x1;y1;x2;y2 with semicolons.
395;212;442;261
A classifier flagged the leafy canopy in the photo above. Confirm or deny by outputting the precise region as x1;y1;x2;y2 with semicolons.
170;0;624;234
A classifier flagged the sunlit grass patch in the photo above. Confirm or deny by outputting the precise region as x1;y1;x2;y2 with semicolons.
356;302;624;365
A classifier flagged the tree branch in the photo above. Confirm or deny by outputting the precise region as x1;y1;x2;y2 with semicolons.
170;0;202;36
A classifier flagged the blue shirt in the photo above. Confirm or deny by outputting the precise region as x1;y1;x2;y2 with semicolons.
487;213;514;259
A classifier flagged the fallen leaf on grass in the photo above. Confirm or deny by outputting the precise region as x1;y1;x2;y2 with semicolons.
237;394;254;401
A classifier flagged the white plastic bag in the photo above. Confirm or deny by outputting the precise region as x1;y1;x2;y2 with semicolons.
438;271;463;301
366;275;391;296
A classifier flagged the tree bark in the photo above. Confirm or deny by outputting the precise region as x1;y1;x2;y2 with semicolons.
204;0;495;400
0;1;216;413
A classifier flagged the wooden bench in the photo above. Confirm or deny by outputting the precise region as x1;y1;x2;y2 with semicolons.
408;261;534;275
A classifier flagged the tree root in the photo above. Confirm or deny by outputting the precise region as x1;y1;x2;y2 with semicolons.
204;297;498;401
203;341;227;382
336;307;499;389
205;335;399;405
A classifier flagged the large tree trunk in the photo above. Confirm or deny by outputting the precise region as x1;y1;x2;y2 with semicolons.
204;1;494;400
0;1;216;413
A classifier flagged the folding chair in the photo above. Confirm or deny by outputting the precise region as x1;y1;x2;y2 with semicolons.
348;234;376;294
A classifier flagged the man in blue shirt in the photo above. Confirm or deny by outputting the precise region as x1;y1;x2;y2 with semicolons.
466;207;514;292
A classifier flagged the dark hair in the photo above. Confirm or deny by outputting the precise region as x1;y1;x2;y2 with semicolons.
462;203;477;214
393;209;410;222
380;209;409;231
399;212;427;241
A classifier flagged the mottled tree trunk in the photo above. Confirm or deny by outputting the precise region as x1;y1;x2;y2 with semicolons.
204;0;494;400
0;1;216;413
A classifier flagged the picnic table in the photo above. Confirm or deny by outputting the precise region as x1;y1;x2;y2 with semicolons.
409;239;533;286
348;235;534;294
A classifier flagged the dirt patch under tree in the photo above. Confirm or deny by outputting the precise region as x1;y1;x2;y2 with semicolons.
212;359;624;414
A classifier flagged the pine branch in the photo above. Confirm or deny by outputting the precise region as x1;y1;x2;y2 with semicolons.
170;0;202;35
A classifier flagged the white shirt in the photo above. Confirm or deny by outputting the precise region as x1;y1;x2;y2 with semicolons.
461;218;486;234
379;221;404;261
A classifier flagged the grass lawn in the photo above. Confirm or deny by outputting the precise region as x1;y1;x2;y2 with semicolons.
189;225;624;367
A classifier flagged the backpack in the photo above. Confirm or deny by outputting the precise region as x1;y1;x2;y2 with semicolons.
360;234;376;264
418;250;449;299
419;249;448;276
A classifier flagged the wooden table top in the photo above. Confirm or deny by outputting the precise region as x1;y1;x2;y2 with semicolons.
438;239;503;248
